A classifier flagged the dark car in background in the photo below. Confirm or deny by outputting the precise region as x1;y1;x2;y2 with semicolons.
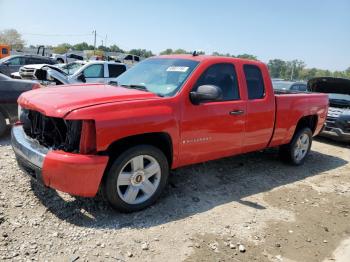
0;55;56;76
309;77;350;143
0;73;40;136
272;80;308;92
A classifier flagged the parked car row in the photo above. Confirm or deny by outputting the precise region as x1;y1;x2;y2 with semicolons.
309;77;350;142
0;54;56;76
272;80;308;92
0;73;40;136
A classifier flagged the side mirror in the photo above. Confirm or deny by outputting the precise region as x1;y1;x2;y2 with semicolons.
3;61;10;66
77;72;86;83
190;85;223;104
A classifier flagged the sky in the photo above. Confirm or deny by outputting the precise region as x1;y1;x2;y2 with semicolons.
0;0;349;71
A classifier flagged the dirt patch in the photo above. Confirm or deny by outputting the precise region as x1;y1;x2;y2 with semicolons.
0;133;349;261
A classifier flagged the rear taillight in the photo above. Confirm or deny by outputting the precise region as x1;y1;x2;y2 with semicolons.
79;120;96;154
32;83;41;90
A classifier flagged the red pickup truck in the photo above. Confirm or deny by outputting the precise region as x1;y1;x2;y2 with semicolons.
12;55;328;212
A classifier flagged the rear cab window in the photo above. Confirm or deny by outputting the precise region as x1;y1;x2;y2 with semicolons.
243;65;265;99
108;64;126;78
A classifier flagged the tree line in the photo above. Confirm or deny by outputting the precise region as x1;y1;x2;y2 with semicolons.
1;29;349;81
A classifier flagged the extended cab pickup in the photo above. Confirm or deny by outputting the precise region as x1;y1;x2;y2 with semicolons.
11;55;328;212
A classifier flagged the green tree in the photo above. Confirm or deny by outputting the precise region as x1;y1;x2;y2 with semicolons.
129;49;154;58
0;29;25;50
160;48;174;55
109;44;124;53
72;42;90;51
268;59;287;79
52;43;72;54
236;54;257;60
97;45;110;52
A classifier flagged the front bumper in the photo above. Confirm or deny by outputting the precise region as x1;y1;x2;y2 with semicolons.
11;125;109;197
320;126;350;142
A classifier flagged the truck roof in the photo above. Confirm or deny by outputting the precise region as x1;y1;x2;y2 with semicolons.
154;54;265;66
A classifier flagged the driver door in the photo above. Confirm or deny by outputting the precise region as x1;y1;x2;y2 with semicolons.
180;63;246;165
3;57;24;75
82;64;105;83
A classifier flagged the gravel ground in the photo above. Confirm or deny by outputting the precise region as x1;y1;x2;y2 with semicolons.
0;129;349;262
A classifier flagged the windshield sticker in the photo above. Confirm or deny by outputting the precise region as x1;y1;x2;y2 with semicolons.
166;66;189;72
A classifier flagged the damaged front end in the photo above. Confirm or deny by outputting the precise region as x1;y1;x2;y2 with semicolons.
20;109;82;153
309;77;350;142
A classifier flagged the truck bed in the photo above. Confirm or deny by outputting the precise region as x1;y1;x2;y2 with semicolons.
269;92;328;147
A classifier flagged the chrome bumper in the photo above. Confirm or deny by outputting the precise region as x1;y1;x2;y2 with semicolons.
11;125;49;169
320;127;350;142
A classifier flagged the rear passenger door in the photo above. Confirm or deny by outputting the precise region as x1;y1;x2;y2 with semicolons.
180;63;246;165
242;64;275;152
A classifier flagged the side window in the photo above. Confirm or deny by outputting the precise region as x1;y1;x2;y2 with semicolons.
124;55;132;60
244;65;265;99
108;64;126;77
2;48;8;55
7;57;23;65
194;63;240;101
290;84;299;91
298;84;307;92
27;57;44;64
83;64;104;78
134;56;140;62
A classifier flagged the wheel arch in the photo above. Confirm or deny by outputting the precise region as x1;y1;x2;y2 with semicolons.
104;132;174;167
295;115;318;135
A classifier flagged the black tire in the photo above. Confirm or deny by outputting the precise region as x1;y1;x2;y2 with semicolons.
57;58;64;64
0;112;7;137
103;145;169;212
279;127;312;165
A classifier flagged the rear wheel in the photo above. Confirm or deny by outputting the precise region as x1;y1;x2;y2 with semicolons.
0;112;7;137
279;127;312;165
103;145;169;212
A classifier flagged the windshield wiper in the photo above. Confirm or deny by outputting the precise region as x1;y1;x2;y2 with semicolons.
120;84;149;92
110;82;164;97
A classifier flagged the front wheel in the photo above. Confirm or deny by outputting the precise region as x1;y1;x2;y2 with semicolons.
103;145;169;212
279;127;312;165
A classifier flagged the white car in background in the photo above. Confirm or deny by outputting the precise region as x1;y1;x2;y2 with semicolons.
34;61;127;85
12;61;86;80
51;53;85;64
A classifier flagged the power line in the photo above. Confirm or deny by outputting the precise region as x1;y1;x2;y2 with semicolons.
21;32;93;37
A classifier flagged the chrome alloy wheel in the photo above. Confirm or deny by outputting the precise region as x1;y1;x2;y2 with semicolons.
294;133;310;161
117;155;161;205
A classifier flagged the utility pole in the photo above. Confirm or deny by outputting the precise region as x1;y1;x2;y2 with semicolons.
93;30;96;55
105;35;107;48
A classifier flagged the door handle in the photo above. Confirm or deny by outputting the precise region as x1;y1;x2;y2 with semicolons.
229;110;244;115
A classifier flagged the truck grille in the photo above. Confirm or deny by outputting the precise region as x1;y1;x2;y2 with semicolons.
20;109;82;152
327;107;345;119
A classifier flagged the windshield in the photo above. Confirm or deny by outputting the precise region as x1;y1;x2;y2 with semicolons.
328;93;350;104
57;62;85;75
116;58;199;96
272;81;293;90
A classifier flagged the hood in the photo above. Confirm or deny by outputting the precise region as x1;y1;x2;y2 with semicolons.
308;77;350;108
308;77;350;95
18;84;158;118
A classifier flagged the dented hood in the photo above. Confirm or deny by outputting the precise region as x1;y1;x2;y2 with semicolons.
18;83;158;118
308;77;350;95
